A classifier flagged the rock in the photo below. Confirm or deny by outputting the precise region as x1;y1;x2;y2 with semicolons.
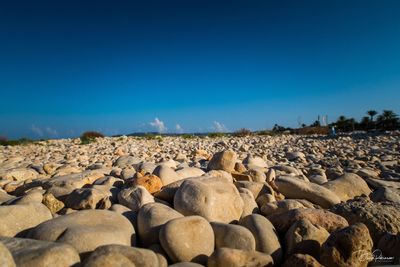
207;248;274;267
285;219;329;259
239;214;282;264
204;170;233;183
153;165;181;186
8;191;43;205
159;215;214;264
234;181;273;199
0;190;15;204
64;187;113;210
331;197;400;243
0;203;52;237
133;174;163;194
282;253;323;267
260;199;306;216
243;155;268;168
234;162;247;173
247;169;266;182
207;150;237;172
0;236;80;267
322;173;371;201
238;188;259;218
370;187;400;203
268;208;348;234
1;167;38;181
320;223;373;267
174;177;243;223
137;202;183;247
377;233;400;258
210;222;256;251
169;263;204;267
42;192;65;213
27;209;135;255
265;168;276;183
113;156;142;169
110;204;138;229
0;241;15;267
275;176;340;208
176;167;205;179
118;185;155;212
83;244;164;267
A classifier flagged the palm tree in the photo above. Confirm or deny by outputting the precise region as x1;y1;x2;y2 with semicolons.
377;110;399;130
367;110;378;122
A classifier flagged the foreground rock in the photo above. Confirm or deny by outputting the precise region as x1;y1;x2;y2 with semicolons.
174;177;243;223
322;173;371;201
207;150;237;172
83;244;165;267
331;196;400;243
275;176;340;208
320;223;373;267
159;216;214;264
0;236;80;267
210;222;256;251
0;242;15;267
208;247;274;267
0;203;52;237
27;209;135;255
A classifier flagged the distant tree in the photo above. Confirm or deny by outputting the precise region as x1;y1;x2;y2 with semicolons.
233;128;252;137
359;116;370;131
310;120;321;127
367;110;378;122
376;110;399;130
80;131;104;144
335;116;356;132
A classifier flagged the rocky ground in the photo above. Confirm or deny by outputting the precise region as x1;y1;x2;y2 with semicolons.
0;132;400;267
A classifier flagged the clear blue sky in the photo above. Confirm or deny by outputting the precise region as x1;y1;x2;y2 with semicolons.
1;0;400;138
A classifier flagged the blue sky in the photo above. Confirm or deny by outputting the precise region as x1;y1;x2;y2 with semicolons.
1;0;400;138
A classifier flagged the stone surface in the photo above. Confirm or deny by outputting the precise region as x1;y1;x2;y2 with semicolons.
174;177;243;223
320;223;373;267
133;174;163;194
0;203;52;237
282;253;323;267
239;214;282;264
207;248;274;267
159;215;214;264
137;202;183;247
83;244;164;267
322;173;371;201
0;241;16;267
210;222;256;251
331;196;400;243
27;209;135;255
118;185;155;212
207;150;237;172
42;192;65;213
0;236;80;267
275;176;340;208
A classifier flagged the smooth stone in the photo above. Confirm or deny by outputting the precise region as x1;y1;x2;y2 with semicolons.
0;203;52;237
234;181;274;199
239;214;282;264
207;247;274;267
133;174;163;194
118;185;155;212
27;209;136;255
238;188;259;218
321;223;373;267
83;244;164;267
176;167;205;179
0;236;80;267
207;150;237;172
282;253;323;267
174;177;243;223
0;241;16;267
64;187;113;210
137;202;183;247
159;216;214;264
322;173;371;201
210;222;256;251
260;199;307;216
242;155;268;168
153;165;181;186
370;187;400;203
275;176;340;208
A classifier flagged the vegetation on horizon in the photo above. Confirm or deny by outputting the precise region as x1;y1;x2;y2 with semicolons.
80;131;104;144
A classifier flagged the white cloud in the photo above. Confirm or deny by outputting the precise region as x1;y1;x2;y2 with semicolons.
213;121;228;132
149;118;167;133
175;124;183;133
31;124;43;137
45;127;58;137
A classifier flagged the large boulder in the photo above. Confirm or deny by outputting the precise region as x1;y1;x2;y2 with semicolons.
0;203;52;237
239;214;282;264
320;223;373;267
0;236;80;267
83;244;165;267
137;203;183;247
159;216;214;264
0;167;39;181
118;186;155;212
174;177;243;223
153;165;181;186
331;196;400;243
268;208;348;234
0;242;15;267
210;222;256;251
285;219;329;259
207;150;237;172
275;176;340;208
27;209;135;255
322;173;371;201
207;248;274;267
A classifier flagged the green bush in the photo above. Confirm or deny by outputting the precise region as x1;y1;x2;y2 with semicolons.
233;128;252;137
80;131;104;144
208;132;226;138
181;134;195;139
